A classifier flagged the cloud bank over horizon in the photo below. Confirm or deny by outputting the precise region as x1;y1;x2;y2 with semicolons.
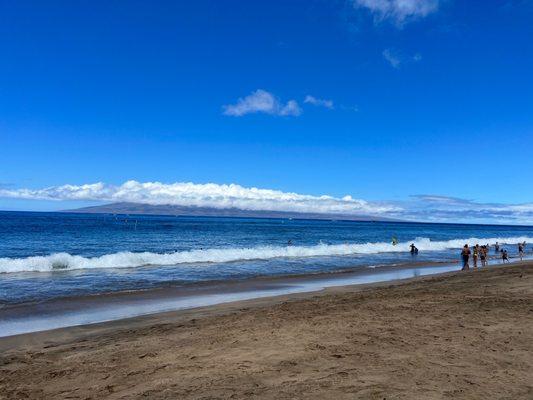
1;181;532;225
402;195;533;225
0;181;398;216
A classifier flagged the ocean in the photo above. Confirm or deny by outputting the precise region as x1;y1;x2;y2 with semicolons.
1;211;532;306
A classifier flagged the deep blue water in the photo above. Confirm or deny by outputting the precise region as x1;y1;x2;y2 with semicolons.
1;211;532;304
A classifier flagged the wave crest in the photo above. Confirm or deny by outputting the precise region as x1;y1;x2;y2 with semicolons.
1;236;530;274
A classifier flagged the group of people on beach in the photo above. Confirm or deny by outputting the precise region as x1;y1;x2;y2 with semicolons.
460;241;527;271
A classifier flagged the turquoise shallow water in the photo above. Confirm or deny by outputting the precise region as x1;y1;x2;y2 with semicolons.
1;211;532;304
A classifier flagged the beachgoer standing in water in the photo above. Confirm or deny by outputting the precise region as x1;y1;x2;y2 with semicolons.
495;242;500;253
518;243;524;261
410;243;416;255
461;245;470;270
501;249;509;263
480;245;487;267
473;244;479;268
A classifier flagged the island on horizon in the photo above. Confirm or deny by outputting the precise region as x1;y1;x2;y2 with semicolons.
61;202;401;222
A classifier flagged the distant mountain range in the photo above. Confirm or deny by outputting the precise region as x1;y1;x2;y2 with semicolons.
62;202;400;222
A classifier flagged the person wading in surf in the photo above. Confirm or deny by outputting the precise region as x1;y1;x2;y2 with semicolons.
461;245;471;271
480;245;487;267
473;244;480;268
501;249;510;263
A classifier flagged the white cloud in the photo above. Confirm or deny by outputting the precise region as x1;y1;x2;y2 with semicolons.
304;95;334;109
353;0;439;25
279;100;302;116
0;181;398;216
223;89;302;117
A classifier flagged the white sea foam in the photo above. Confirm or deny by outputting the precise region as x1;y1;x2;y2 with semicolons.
0;236;531;274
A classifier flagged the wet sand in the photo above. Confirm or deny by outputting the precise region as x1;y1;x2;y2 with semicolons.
0;261;462;337
1;262;532;399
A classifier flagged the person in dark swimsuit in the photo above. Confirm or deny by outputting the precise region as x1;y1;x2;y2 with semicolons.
461;245;470;270
480;245;487;267
518;243;524;260
501;249;509;263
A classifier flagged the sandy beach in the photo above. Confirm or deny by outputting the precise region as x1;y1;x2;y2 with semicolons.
1;261;532;399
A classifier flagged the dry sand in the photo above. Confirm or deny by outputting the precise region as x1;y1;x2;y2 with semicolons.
1;262;532;399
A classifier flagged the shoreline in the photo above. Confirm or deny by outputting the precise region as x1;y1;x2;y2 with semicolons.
0;267;460;350
0;260;466;338
0;259;453;308
2;257;530;339
1;261;532;399
0;258;530;346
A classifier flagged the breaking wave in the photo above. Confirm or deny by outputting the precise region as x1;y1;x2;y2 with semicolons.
1;236;531;274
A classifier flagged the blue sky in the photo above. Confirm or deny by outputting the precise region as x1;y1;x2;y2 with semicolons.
1;0;532;224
